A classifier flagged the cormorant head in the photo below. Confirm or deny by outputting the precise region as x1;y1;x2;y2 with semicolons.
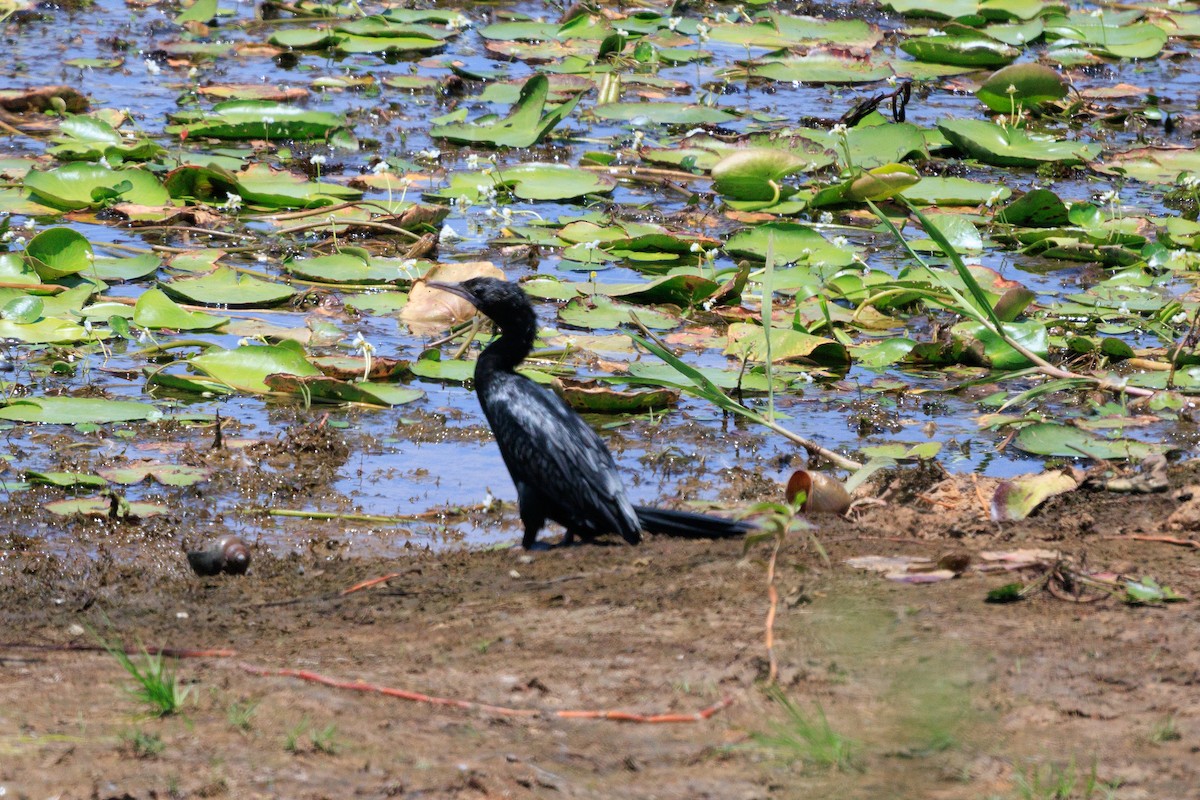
427;277;534;333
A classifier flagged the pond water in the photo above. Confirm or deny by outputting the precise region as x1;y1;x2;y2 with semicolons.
2;0;1198;555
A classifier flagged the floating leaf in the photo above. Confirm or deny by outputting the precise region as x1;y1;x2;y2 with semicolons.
1013;423;1164;460
592;102;737;126
168;100;346;140
160;267;295;307
711;149;809;202
24;227;93;281
189;343;321;394
938;119;1101;167
24;163;170;210
0;397;161;424
726;323;850;367
26;470;107;488
431;75;582;147
976;64;1068;112
435;163;615;203
98;462;212;487
553;378;679;413
133;289;230;331
901;35;1018;67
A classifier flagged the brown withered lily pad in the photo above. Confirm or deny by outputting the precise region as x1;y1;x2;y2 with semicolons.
552;377;679;414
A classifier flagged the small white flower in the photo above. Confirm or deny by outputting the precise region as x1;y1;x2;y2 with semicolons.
351;331;375;355
713;12;728;23
222;193;243;212
465;153;480;170
483;489;496;510
702;298;716;311
667;16;681;31
1098;189;1120;206
454;195;471;211
1172;311;1189;325
261;116;275;126
187;66;198;80
830;123;848;137
615;28;629;37
986;189;1005;208
24;218;35;230
818;211;834;225
832;235;849;248
1006;84;1018;95
439;223;460;242
144;59;161;76
690;241;703;253
696;23;710;41
417;148;441;161
886;75;898;87
310;154;327;166
371;160;389;175
582;240;600;251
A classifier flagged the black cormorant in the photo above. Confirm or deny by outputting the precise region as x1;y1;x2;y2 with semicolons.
429;277;754;549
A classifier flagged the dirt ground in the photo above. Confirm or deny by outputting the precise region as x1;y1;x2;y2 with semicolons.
3;460;1200;800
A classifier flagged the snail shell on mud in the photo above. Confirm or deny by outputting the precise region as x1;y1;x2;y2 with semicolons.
785;469;853;515
187;536;251;577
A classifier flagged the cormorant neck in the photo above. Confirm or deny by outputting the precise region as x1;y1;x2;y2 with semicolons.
476;305;537;379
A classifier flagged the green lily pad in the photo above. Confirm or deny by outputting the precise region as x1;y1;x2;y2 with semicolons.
285;252;403;284
435;163;615;203
189;342;321;394
25;470;108;488
263;374;425;406
0;397;161;424
0;317;94;344
900;176;1010;206
559;296;678;330
902;35;1018;67
725;223;858;267
168;100;346;140
1013;422;1164;460
952;319;1048;370
726;323;850;367
976;63;1068;112
160;267;295;307
88;253;161;282
938;118;1101;167
24;163;170;210
711;148;809;202
24;227;93;281
431;75;582;148
48;115;165;162
133;289;230;331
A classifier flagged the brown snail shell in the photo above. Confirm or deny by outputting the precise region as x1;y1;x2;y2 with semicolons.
785;469;853;515
187;535;251;576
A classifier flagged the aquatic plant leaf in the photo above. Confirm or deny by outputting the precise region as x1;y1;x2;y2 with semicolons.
167;100;346;140
951;319;1047;369
48;115;165;162
725;223;858;267
98;462;212;486
24;163;170;210
285;252;403;284
938;118;1100;166
24;227;93;280
976;64;1068;112
88;254;161;282
431;75;582;147
711;149;809;202
434;163;614;202
44;497;166;519
1013;423;1164;460
133;289;229;331
189;343;321;393
160;267;295;307
990;469;1080;521
0;397;161;424
902;35;1017;67
553;378;678;414
558;296;678;330
726;323;851;367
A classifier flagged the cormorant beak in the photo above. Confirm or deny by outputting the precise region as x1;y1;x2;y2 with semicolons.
426;280;478;308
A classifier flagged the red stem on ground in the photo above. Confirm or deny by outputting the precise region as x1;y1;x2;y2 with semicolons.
239;663;734;724
340;572;405;595
1123;534;1200;549
764;536;781;686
